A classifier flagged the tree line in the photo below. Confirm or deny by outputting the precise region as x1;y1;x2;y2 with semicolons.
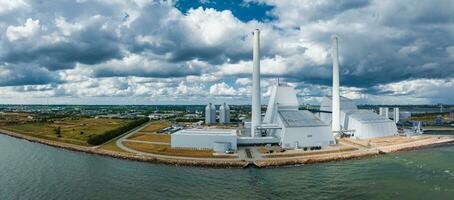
87;117;149;145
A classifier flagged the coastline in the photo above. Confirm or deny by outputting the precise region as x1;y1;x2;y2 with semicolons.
1;129;453;168
0;129;248;168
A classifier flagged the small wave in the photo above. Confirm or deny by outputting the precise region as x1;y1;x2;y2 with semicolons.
444;170;454;177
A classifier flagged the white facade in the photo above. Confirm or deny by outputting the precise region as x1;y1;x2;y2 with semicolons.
171;129;237;152
278;110;335;148
346;110;398;139
393;107;400;123
320;96;398;139
211;104;216;123
219;103;230;124
264;83;335;148
205;103;215;125
319;96;357;125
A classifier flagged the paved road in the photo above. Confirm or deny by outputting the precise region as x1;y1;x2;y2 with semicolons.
114;123;384;163
115;122;239;161
124;139;169;145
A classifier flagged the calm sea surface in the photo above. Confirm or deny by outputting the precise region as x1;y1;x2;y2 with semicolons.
1;134;453;200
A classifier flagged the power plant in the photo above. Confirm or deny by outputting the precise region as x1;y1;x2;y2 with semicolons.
172;29;399;152
319;37;398;139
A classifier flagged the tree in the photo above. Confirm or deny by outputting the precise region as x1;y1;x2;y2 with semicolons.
54;127;61;137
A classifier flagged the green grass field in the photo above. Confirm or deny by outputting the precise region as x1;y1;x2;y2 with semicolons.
0;117;132;146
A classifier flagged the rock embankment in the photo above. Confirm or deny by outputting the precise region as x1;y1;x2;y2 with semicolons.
1;129;453;168
0;129;248;168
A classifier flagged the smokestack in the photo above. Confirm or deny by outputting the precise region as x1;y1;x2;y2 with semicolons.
384;107;389;119
251;29;262;137
394;107;400;123
331;36;341;134
379;107;384;116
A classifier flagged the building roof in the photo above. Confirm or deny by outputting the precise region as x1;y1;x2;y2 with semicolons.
348;110;393;124
278;110;327;127
320;96;358;111
174;128;237;135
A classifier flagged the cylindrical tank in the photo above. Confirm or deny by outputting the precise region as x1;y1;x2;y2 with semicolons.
205;103;213;125
394;107;400;123
220;103;230;124
210;103;216;124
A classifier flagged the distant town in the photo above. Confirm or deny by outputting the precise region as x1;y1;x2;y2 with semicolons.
1;104;452;134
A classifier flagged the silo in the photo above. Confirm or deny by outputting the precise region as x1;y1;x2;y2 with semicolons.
210;103;216;124
394;107;400;123
220;102;230;124
379;107;385;116
205;103;213;125
384;107;389;119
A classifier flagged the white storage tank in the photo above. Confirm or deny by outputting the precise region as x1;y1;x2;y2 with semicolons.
210;103;216;123
219;102;230;124
205;103;214;125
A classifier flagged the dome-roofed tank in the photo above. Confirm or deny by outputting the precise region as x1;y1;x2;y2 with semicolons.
210;103;216;124
220;102;230;124
205;103;214;125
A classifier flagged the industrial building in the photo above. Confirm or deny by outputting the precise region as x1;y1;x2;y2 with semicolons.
171;129;237;152
219;103;230;124
319;98;398;139
263;81;335;148
171;29;337;152
319;36;398;139
204;103;216;124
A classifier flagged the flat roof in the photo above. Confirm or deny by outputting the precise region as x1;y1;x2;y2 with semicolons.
174;128;237;135
279;110;327;127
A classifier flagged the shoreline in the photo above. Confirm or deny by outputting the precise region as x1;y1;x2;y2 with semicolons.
1;129;453;168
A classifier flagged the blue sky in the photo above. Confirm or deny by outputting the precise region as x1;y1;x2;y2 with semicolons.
0;0;453;105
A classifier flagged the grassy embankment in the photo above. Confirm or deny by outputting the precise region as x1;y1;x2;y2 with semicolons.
121;121;237;158
0;113;132;146
123;142;235;158
127;122;171;142
98;120;170;152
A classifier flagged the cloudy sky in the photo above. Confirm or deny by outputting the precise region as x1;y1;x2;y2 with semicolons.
0;0;453;105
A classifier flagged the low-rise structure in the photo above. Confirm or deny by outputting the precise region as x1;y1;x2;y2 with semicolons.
319;96;398;139
171;129;237;152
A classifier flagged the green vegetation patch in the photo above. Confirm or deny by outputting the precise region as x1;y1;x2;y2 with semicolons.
0;116;135;146
87;117;149;145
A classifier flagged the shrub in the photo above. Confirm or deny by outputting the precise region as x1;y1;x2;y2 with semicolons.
54;127;61;135
87;117;149;145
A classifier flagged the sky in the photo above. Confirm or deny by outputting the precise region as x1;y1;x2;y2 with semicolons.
0;0;453;105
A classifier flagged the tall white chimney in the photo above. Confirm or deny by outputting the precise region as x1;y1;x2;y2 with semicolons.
384;107;389;119
251;29;262;137
331;36;341;134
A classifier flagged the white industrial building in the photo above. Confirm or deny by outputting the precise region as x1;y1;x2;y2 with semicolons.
319;96;398;139
171;129;237;152
205;103;216;125
219;103;230;124
318;36;398;139
171;30;400;152
263;82;335;148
